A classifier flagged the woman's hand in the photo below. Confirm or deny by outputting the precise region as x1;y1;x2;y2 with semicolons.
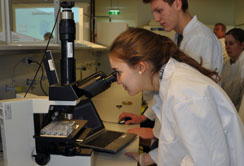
125;152;155;166
125;152;140;161
118;112;147;125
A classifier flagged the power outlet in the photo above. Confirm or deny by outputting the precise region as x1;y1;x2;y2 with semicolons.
22;57;35;64
82;61;96;79
77;61;97;80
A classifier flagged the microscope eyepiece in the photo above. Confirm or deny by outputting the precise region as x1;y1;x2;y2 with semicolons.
104;71;118;84
78;71;117;98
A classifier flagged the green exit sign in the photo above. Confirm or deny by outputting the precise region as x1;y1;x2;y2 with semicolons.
109;9;120;15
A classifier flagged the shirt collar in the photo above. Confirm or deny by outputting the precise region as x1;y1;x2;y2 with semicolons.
183;15;197;37
159;64;167;81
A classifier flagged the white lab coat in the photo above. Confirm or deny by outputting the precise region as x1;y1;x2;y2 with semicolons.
174;16;223;75
151;58;244;166
221;50;244;110
145;15;223;140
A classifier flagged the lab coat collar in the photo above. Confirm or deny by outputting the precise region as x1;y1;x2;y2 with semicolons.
182;15;198;38
230;50;244;64
160;58;177;81
153;58;177;123
174;15;198;41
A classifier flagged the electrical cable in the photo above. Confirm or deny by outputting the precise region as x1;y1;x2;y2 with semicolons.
29;60;48;96
24;6;61;98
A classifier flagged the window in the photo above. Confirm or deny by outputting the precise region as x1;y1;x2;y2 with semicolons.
10;0;56;42
0;0;91;43
0;1;2;32
15;8;55;41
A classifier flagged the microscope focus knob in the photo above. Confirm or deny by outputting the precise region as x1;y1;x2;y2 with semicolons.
34;153;50;166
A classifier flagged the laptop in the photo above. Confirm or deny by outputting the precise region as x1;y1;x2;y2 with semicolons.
73;99;137;153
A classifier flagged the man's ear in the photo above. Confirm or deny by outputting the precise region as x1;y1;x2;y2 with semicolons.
174;0;183;10
241;42;244;50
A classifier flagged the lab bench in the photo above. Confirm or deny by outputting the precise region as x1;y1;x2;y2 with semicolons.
0;83;142;166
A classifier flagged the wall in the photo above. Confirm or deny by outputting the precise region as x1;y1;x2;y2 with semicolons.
95;0;237;28
136;0;153;27
188;0;235;26
95;0;138;27
0;49;107;100
235;0;244;28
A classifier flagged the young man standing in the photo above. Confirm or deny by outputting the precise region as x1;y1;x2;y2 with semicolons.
145;0;223;73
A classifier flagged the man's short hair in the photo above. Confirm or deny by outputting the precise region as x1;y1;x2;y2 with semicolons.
43;32;53;40
214;23;226;32
143;0;188;12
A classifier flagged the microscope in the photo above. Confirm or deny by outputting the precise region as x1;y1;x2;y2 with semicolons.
34;1;117;165
0;1;117;166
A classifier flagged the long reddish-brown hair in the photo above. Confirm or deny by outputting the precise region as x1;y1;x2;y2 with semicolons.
109;28;219;82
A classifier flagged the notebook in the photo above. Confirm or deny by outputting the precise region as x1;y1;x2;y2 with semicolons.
73;99;136;153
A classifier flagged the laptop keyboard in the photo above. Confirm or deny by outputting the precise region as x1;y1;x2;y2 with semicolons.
86;131;123;148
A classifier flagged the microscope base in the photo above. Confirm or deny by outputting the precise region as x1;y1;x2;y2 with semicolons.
47;153;94;166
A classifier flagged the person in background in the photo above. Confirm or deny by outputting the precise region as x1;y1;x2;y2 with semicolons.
222;28;244;111
214;23;229;62
110;28;244;166
214;23;226;39
43;32;53;41
145;0;223;73
118;0;223;156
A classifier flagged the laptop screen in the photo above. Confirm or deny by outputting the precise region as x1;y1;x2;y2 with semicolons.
73;99;105;134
